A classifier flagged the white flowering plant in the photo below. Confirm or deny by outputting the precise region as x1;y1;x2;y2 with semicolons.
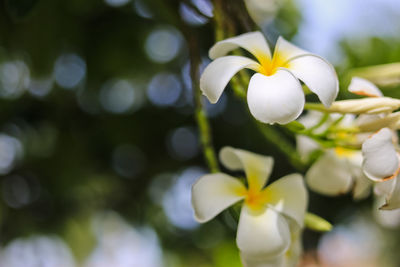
185;3;400;267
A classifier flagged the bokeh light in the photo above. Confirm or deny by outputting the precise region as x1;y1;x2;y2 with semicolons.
133;0;153;19
0;236;76;267
167;127;199;160
1;175;40;209
28;77;53;98
179;3;209;26
104;0;131;7
180;0;213;25
162;167;205;230
192;0;213;17
147;73;182;107
145;27;183;64
54;53;86;89
86;212;163;267
318;218;383;267
0;60;30;99
0;134;23;174
100;79;142;113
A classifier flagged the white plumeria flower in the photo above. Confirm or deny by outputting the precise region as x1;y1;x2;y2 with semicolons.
306;148;371;199
200;32;339;124
296;112;372;199
362;128;400;209
300;77;399;199
191;147;307;267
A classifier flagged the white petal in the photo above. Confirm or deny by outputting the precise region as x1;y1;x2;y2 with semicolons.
219;147;274;191
200;56;260;103
191;173;246;222
338;113;357;127
296;135;320;160
348;77;383;97
241;218;301;267
374;178;396;197
357;112;400;133
381;176;400;210
351;168;372;200
209;31;272;61
237;205;290;258
362;128;399;181
374;196;400;228
344;152;372;199
284;237;302;267
241;253;284;267
247;71;305;124
274;36;308;60
306;152;353;196
263;174;307;227
287;54;338;107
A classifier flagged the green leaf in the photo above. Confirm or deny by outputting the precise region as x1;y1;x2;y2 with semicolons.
305;212;332;232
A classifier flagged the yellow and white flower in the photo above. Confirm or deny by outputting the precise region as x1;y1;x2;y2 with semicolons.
362;128;400;210
297;111;372;199
300;77;400;199
191;147;307;267
200;32;339;124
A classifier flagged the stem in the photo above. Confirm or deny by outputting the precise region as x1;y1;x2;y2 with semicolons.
304;103;329;112
161;0;220;173
195;106;220;173
185;27;220;173
256;122;306;171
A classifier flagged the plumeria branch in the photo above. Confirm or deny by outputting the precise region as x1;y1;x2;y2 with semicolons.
161;0;220;173
187;30;220;174
209;0;334;236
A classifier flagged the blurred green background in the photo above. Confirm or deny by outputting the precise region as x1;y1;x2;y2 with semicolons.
0;0;400;266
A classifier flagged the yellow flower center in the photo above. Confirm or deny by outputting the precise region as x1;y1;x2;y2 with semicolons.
332;129;359;158
334;147;356;158
257;51;290;76
243;188;271;211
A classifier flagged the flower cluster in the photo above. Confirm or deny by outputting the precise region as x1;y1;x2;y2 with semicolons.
192;31;400;267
